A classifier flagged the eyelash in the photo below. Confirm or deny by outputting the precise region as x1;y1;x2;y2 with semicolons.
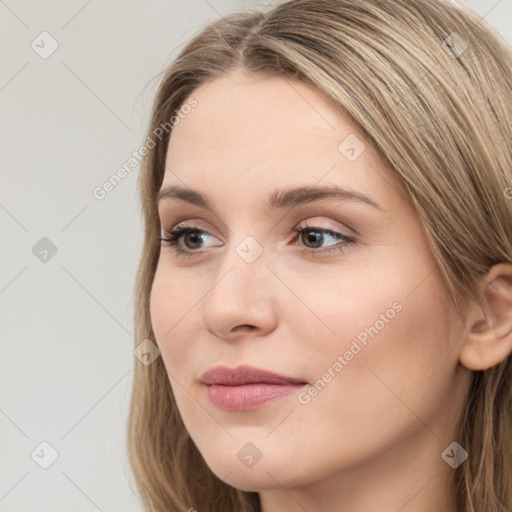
159;222;355;259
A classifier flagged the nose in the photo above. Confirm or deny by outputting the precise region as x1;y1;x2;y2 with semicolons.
200;242;279;343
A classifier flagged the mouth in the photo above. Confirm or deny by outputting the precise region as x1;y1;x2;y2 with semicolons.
200;364;308;411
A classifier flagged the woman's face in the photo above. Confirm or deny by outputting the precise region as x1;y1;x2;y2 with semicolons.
150;69;471;494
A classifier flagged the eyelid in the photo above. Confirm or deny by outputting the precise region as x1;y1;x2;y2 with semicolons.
160;219;216;237
161;217;351;240
294;217;352;234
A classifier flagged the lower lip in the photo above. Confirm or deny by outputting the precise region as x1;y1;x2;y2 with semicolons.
204;383;306;411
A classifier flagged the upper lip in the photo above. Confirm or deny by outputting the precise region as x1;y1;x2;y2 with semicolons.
200;365;308;386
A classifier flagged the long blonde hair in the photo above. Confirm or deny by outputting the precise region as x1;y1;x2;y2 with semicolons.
127;1;512;510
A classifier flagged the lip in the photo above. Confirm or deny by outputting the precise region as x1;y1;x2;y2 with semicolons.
200;364;308;411
200;364;308;386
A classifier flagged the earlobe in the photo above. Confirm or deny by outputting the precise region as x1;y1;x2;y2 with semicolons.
459;263;512;371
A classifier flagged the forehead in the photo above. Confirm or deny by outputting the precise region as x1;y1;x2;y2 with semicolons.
162;69;396;207
168;70;357;157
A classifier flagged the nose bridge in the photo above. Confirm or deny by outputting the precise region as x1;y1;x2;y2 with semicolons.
210;232;269;301
200;232;277;338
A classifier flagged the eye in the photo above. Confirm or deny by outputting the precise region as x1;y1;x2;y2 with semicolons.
159;221;356;258
292;222;355;256
160;225;220;257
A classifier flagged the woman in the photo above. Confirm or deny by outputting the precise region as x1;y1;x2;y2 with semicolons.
127;1;512;510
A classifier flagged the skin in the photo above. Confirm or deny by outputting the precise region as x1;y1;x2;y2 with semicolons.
149;68;505;512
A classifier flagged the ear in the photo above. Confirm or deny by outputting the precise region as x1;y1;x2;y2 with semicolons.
459;263;512;371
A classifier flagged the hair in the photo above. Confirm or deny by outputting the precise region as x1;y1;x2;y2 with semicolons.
126;1;512;511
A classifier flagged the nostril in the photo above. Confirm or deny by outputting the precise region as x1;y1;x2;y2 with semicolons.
232;324;257;333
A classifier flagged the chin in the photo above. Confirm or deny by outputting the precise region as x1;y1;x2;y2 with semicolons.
200;449;309;492
213;463;284;492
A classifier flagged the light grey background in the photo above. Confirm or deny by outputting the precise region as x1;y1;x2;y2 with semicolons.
1;1;510;511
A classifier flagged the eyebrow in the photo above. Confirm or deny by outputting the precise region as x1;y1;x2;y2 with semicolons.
156;184;383;211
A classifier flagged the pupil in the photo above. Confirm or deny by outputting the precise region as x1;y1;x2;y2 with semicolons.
304;231;322;248
186;233;202;248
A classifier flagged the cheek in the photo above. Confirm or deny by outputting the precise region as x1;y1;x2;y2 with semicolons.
319;270;458;424
295;259;459;415
149;264;194;369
